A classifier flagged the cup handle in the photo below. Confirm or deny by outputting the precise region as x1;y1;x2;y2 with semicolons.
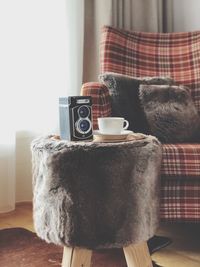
123;120;129;130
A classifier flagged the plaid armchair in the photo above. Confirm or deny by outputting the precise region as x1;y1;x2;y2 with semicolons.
81;26;200;222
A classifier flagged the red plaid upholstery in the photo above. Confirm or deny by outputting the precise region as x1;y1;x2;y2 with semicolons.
161;143;200;222
160;179;200;222
100;26;200;111
162;143;200;177
82;26;200;222
81;82;111;129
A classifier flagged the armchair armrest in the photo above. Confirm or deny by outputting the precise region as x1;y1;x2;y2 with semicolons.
81;82;112;129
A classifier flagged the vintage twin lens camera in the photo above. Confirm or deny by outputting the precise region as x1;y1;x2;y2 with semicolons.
59;96;93;141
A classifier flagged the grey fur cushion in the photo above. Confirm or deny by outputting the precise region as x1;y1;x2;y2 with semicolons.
139;85;200;143
31;135;162;249
99;72;175;134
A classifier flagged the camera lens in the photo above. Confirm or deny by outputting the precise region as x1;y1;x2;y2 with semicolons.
76;119;91;134
78;105;90;118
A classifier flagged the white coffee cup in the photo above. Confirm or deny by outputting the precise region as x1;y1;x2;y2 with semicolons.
98;117;129;134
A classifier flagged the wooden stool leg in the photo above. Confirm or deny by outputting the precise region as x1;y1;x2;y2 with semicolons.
123;241;153;267
62;246;92;267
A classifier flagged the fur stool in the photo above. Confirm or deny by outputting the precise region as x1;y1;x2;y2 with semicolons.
31;135;162;267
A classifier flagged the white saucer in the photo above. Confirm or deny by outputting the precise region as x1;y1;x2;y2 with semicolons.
93;130;133;141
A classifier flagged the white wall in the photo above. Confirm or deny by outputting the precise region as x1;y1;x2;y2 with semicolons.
0;0;84;205
173;0;200;31
15;133;35;202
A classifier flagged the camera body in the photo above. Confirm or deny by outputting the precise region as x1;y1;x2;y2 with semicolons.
59;96;93;141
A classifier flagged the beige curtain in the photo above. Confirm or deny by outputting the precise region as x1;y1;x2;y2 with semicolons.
83;0;173;83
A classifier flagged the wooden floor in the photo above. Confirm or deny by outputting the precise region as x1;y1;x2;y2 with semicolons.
0;202;200;267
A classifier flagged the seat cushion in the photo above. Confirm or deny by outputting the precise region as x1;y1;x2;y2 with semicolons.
161;143;200;178
100;26;200;111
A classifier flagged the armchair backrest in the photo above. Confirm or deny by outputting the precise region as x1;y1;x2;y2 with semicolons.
100;26;200;111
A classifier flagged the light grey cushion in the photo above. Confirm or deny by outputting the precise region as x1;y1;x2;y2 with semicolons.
139;84;200;143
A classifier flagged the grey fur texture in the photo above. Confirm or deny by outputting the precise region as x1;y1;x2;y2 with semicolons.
99;72;175;134
31;135;162;249
139;85;200;143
